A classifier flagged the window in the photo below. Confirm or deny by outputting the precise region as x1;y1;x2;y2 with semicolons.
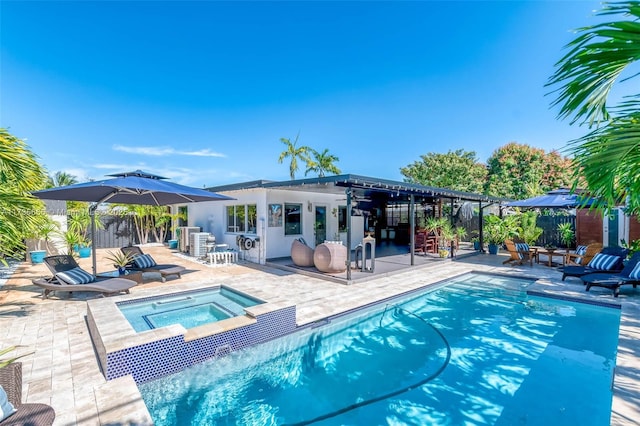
285;203;302;235
226;204;257;234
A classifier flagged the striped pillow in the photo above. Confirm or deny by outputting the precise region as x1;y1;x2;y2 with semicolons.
587;253;620;271
515;243;530;259
56;267;95;285
628;262;640;280
573;245;588;264
133;254;157;269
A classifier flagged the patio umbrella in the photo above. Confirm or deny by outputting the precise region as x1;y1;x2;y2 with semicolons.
506;188;597;209
32;170;234;274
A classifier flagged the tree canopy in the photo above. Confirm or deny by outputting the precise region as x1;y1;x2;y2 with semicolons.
400;149;487;193
400;145;573;199
485;143;573;199
305;148;341;177
547;1;640;215
0;128;49;260
277;134;311;180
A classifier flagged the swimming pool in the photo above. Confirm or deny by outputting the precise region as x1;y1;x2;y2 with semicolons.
117;286;263;332
139;272;621;425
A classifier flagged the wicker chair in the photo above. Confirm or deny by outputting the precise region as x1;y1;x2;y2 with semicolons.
0;362;55;425
291;239;315;267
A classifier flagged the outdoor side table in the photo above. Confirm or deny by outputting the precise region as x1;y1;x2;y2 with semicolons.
97;270;144;284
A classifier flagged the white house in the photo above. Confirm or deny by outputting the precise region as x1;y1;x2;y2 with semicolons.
175;175;504;277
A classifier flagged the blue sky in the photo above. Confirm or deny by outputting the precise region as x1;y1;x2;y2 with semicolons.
1;1;603;188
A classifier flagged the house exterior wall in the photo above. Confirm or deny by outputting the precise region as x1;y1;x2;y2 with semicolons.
185;188;365;264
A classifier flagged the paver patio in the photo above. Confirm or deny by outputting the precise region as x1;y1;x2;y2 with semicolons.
0;245;638;425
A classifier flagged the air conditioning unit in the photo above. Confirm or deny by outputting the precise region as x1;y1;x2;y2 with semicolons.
177;226;201;252
190;232;210;257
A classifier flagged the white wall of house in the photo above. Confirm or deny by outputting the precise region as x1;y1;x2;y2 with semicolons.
184;187;365;264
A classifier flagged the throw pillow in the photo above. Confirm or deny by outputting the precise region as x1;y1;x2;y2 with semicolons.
56;267;95;285
576;245;587;256
628;262;640;280
133;254;157;269
0;385;17;422
587;253;620;271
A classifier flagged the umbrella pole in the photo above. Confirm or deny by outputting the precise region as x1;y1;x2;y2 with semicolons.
90;203;98;275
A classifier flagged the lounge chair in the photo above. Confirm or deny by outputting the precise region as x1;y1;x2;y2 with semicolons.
0;362;55;425
31;255;137;299
121;246;185;282
503;240;537;266
581;251;640;297
565;242;602;266
291;238;314;267
560;246;629;281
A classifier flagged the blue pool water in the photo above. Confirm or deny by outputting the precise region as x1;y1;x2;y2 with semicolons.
139;273;621;425
118;286;263;332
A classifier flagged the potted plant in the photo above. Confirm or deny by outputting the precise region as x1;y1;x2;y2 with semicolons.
557;222;575;249
76;237;92;258
484;215;509;254
61;230;82;256
26;216;59;264
437;222;456;258
470;232;481;251
105;250;134;275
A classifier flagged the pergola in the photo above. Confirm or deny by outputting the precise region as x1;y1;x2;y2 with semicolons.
253;174;508;280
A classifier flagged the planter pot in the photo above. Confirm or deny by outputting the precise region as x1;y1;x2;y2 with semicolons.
78;247;91;258
473;241;481;251
29;250;47;264
117;266;127;275
488;243;499;255
168;239;178;249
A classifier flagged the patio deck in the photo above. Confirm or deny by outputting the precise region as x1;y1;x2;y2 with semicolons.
0;244;638;425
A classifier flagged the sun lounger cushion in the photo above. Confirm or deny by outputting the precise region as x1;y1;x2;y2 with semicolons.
574;245;588;264
586;253;621;271
55;267;95;285
0;386;16;421
515;243;530;259
133;254;157;269
629;262;640;280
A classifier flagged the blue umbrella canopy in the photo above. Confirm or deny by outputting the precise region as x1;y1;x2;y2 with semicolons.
33;170;233;206
507;188;596;209
32;170;234;273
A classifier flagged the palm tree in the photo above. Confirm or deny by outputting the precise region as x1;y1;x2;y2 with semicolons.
0;128;49;261
277;133;310;180
305;148;341;177
547;1;640;215
46;171;78;188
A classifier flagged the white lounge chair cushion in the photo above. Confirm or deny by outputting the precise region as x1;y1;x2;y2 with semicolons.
0;385;16;421
587;253;620;271
133;254;157;269
56;267;95;285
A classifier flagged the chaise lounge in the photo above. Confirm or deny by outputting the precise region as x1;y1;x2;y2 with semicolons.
560;246;628;281
581;251;640;297
31;255;137;299
121;246;185;282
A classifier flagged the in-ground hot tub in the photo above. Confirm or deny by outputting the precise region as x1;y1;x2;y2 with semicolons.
87;283;297;383
117;286;263;332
